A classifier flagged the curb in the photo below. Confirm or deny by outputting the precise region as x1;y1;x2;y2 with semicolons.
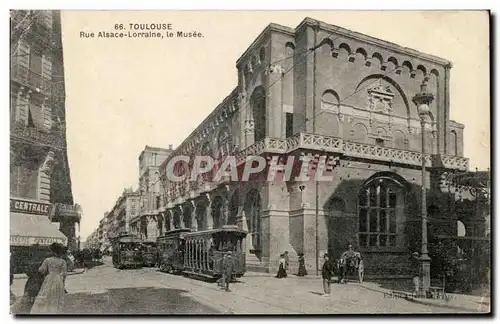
13;268;86;280
355;283;489;313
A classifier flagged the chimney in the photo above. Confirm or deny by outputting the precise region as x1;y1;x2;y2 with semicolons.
169;144;173;150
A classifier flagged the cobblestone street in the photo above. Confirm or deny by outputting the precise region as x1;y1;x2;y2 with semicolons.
10;257;488;314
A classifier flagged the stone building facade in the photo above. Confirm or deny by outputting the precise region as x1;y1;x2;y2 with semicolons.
129;146;173;242
10;10;81;251
158;18;472;276
151;18;474;275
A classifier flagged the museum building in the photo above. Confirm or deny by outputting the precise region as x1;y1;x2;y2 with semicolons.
152;18;477;276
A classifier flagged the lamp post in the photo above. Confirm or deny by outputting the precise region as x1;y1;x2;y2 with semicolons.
412;76;434;295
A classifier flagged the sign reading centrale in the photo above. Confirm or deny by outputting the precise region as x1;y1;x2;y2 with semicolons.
10;198;52;216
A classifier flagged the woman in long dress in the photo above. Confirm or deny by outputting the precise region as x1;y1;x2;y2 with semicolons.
297;253;308;276
275;254;287;278
30;243;67;314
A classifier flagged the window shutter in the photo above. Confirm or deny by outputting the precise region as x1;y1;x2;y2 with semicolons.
41;11;53;29
29;98;46;129
41;55;52;95
42;55;52;80
16;40;30;69
16;92;29;124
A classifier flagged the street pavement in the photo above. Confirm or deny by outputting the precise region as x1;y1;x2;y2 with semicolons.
10;257;489;315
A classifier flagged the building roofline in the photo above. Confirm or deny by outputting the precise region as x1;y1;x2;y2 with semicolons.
236;23;295;67
296;17;452;67
159;87;239;170
142;145;171;153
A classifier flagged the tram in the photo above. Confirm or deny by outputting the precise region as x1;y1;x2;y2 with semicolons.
182;225;247;280
157;228;192;273
141;241;158;267
111;233;143;269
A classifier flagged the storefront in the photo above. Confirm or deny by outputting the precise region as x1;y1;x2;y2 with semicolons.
10;197;68;274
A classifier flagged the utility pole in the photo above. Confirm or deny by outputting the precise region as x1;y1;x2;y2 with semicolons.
312;22;320;276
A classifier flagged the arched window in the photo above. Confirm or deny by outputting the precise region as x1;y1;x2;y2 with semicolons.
457;220;466;237
321;90;340;110
358;177;404;248
259;48;265;62
173;210;181;229
199;142;212;182
251;87;266;142
218;127;231;157
244;190;262;250
450;130;458;156
211;196;224;229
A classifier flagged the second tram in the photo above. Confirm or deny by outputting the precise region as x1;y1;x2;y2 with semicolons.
111;233;143;269
157;228;192;273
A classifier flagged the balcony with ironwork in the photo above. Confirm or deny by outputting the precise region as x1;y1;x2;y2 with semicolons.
163;133;470;203
10;120;65;150
11;63;54;96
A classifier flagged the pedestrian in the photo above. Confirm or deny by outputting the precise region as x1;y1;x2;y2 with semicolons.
284;251;290;272
222;251;234;292
357;254;364;284
275;254;287;278
218;253;227;288
411;252;421;296
321;253;335;297
297;253;307;276
30;243;68;314
63;249;75;294
11;258;47;314
341;244;357;282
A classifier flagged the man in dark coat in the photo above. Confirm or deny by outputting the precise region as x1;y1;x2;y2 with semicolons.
321;253;335;296
222;251;234;292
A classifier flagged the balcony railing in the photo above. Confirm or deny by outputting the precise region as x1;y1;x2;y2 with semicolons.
11;64;53;96
163;132;469;202
10;121;65;150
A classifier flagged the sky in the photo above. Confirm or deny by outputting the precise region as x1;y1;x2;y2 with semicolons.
58;11;490;240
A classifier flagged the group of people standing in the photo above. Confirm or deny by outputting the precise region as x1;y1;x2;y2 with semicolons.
275;251;308;279
273;246;364;297
321;245;365;296
11;242;72;314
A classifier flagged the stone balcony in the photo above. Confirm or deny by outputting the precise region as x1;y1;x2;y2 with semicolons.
163;133;469;203
10;64;65;98
10;121;65;150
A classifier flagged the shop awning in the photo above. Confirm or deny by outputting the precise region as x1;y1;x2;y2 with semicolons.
10;212;68;247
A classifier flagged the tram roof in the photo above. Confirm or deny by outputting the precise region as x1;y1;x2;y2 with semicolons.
157;228;193;240
183;226;247;238
112;235;142;243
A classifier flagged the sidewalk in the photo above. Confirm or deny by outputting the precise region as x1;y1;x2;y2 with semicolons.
13;268;86;280
357;281;491;313
247;271;490;313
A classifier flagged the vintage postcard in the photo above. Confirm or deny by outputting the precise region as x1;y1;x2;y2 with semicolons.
9;10;490;315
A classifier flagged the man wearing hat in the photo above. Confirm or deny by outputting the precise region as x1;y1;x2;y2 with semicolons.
221;251;234;292
321;253;335;296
